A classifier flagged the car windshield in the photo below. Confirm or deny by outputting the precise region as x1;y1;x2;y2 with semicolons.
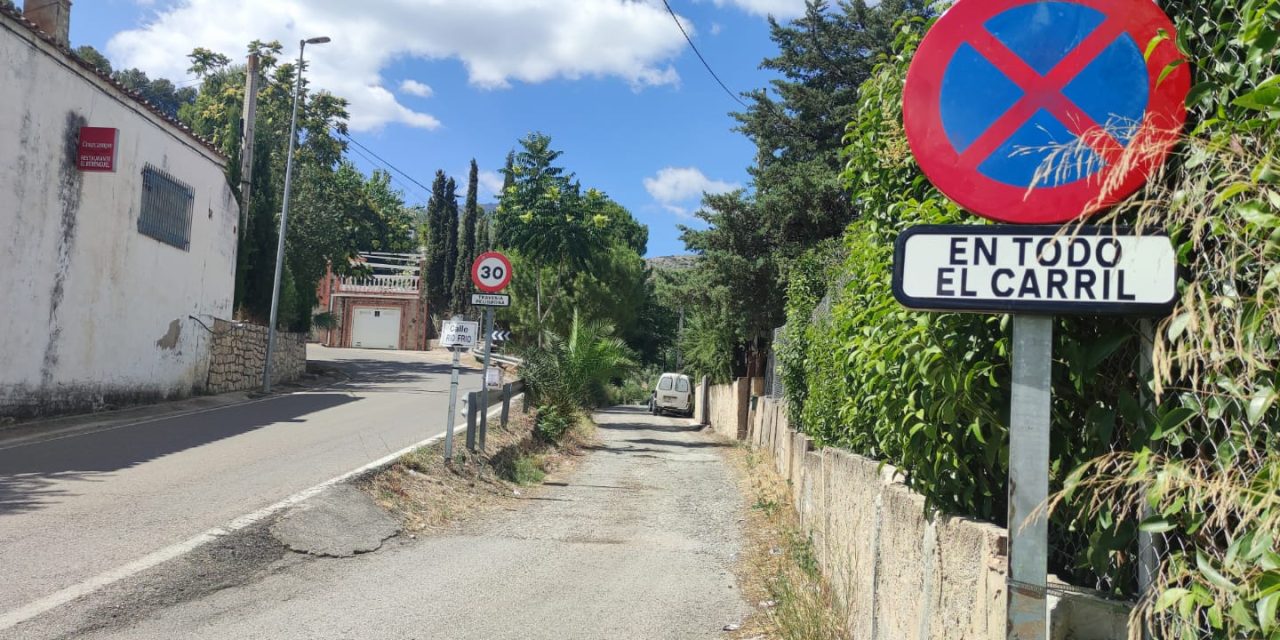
658;377;673;390
676;378;689;392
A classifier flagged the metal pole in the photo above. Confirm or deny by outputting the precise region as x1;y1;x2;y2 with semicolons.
479;307;495;452
262;41;309;393
1007;315;1052;640
444;346;460;462
1137;318;1159;640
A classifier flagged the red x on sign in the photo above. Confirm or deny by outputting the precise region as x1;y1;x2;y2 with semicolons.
903;0;1189;224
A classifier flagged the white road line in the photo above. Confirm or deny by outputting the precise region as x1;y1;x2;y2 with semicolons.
0;396;520;632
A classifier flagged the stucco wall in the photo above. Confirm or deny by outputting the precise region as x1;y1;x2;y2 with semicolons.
0;16;237;418
706;385;1134;639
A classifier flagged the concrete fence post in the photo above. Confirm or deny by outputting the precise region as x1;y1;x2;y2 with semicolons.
699;376;711;426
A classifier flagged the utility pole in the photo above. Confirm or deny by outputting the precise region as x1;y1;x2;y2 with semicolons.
264;36;330;393
237;53;260;236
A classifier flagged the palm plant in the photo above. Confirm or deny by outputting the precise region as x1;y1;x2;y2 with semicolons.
519;310;637;416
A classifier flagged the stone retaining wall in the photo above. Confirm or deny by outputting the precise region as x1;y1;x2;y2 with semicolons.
706;383;1132;639
206;319;306;394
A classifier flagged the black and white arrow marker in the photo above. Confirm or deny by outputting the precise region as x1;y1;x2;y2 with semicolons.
491;330;512;342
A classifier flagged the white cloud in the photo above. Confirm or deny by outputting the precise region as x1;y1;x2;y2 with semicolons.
478;170;505;200
708;0;808;19
107;0;691;132
643;167;739;217
710;22;723;36
398;79;433;98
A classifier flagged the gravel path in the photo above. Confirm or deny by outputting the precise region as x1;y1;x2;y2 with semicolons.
47;406;751;640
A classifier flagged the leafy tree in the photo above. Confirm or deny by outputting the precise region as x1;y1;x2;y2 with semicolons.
679;191;785;376
175;40;410;329
494;133;606;339
734;0;931;256
74;45;112;74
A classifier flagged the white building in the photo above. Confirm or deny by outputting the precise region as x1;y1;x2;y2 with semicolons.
0;2;240;418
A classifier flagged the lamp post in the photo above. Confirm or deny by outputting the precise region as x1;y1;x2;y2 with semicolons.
263;36;330;393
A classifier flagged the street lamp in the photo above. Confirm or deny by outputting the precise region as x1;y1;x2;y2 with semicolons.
263;36;330;393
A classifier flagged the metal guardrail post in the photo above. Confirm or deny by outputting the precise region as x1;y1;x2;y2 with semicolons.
501;383;512;429
465;391;478;452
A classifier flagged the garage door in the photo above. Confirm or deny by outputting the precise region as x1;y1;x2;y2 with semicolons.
351;307;401;349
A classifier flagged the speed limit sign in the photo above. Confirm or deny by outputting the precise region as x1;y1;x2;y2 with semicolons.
471;251;513;293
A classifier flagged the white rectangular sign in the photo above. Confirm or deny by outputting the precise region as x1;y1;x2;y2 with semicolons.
485;366;502;389
893;226;1177;315
471;293;510;307
440;320;480;348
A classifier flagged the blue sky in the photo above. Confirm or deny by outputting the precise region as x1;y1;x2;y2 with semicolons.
66;0;805;257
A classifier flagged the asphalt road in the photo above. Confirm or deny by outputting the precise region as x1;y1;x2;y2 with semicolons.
48;407;751;640
0;346;480;621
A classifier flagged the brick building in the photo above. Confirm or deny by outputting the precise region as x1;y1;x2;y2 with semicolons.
315;253;431;351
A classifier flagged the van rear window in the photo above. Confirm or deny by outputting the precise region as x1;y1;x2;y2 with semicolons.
659;377;673;390
676;378;690;392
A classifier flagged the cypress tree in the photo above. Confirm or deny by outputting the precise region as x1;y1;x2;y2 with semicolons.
451;159;480;313
424;170;450;315
442;177;460;311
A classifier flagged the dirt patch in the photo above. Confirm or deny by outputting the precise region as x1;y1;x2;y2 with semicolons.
358;399;596;534
720;443;850;640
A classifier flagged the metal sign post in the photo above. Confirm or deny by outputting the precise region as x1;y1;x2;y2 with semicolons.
1008;316;1053;640
470;251;513;455
443;346;461;462
439;318;479;463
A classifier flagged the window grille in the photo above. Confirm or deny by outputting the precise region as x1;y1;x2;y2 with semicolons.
138;164;194;250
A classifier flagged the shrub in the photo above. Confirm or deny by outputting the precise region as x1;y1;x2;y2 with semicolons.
533;405;574;444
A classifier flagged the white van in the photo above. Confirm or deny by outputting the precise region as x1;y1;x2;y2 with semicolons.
649;373;693;417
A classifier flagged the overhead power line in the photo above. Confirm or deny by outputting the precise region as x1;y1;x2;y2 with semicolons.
660;0;749;109
337;131;434;196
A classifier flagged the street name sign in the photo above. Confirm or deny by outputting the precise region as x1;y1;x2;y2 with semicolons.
440;320;479;348
902;0;1189;223
471;293;510;307
893;226;1176;315
471;252;513;293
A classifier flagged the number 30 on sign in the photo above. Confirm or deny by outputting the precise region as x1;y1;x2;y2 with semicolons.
471;252;513;293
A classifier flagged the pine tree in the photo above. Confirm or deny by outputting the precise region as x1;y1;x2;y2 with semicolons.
451;160;481;314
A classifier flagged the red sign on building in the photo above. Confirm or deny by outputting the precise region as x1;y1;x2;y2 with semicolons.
76;127;118;172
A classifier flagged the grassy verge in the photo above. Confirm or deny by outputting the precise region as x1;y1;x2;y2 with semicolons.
723;444;849;640
359;399;596;532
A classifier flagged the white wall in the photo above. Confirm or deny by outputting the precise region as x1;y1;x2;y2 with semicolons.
0;15;238;417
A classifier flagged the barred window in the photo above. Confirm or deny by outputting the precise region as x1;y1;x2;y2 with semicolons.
138;164;194;250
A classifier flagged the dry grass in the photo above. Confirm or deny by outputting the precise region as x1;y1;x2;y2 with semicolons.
358;401;596;533
722;443;850;640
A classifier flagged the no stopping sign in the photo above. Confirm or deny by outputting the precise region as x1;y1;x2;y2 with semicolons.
902;0;1189;223
471;252;513;293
